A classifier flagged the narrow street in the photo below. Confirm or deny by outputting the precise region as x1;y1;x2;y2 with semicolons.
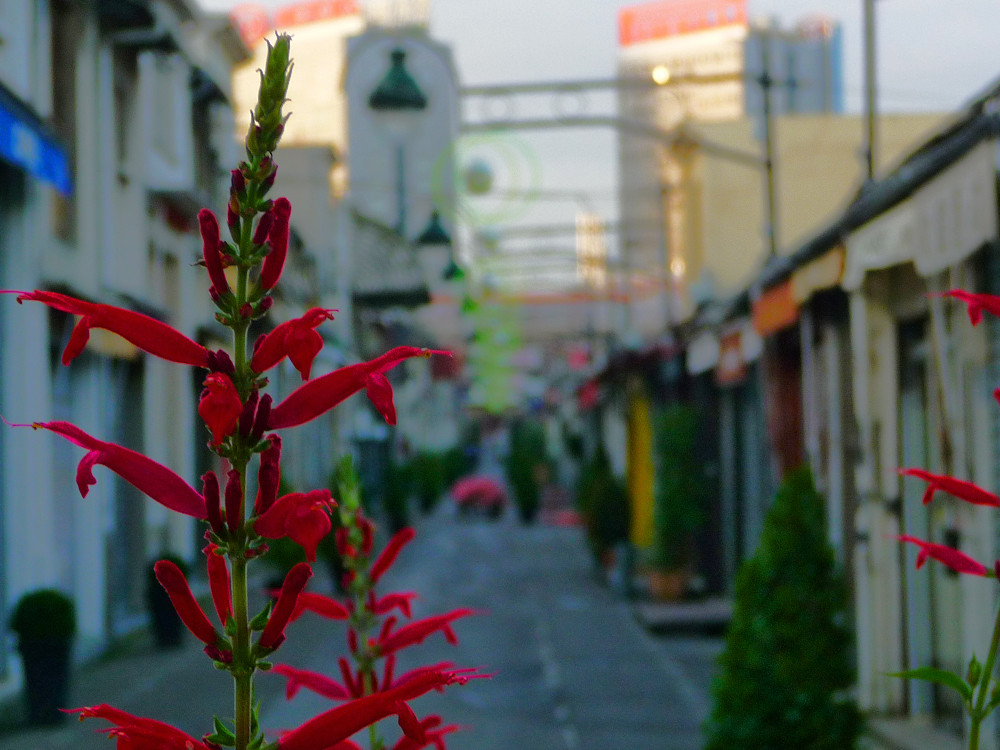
266;501;724;750
1;501;723;750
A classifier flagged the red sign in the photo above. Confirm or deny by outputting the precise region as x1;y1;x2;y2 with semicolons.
231;0;360;47
274;0;360;28
618;0;747;46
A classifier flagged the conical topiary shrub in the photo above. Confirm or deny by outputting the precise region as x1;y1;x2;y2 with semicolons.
703;466;862;750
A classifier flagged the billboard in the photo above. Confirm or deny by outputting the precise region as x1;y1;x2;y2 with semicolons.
618;0;747;46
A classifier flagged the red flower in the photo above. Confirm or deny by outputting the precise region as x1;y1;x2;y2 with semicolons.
899;468;1000;507
10;290;209;367
198;373;242;446
277;669;474;750
370;527;416;584
271;663;351;701
268;347;450;430
261;197;292;290
897;535;989;576
942;289;1000;326
154;560;220;646
390;715;459;750
66;704;213;749
254;489;337;562
199;209;231;297
12;420;205;517
251;308;337;380
224;469;243;535
203;471;225;536
290;591;351;623
205;543;232;627
254;434;282;515
259;562;313;650
372;591;418;618
376;609;475;657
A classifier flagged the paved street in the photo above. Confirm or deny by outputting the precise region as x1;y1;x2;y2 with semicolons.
1;501;723;750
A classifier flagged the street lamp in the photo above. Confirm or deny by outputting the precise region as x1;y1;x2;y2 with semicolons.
415;209;463;288
368;47;427;236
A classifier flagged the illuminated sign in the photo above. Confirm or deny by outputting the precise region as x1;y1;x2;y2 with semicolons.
230;1;360;46
618;0;747;46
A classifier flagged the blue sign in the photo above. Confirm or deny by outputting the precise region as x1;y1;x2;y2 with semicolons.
0;86;72;195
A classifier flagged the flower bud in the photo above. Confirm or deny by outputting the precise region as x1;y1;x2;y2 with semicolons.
239;389;259;436
252;209;275;246
225;469;243;536
258;562;312;651
203;471;225;537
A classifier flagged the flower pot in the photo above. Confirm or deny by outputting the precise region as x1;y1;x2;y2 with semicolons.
649;568;687;601
18;637;72;725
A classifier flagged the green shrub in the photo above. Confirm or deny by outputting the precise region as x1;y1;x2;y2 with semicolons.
504;419;549;523
576;447;629;561
382;459;412;533
440;445;474;486
410;452;446;513
651;404;708;570
704;467;862;750
10;589;76;642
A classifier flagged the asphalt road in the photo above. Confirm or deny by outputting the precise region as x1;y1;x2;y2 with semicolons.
1;501;723;750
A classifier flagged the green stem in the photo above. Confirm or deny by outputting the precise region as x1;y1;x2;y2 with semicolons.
969;601;1000;750
233;553;251;750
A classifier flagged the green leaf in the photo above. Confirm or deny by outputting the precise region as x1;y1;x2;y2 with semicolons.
249;603;272;631
889;667;973;702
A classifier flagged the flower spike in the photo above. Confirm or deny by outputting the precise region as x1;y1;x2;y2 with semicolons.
10;420;206;517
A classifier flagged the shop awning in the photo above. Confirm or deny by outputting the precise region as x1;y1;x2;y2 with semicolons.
0;84;72;194
752;280;798;336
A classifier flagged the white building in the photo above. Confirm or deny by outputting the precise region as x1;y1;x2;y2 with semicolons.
0;0;247;696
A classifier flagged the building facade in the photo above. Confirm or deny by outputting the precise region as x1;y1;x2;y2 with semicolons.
0;0;247;697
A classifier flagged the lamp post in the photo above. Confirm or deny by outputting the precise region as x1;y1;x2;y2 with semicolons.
368;47;427;236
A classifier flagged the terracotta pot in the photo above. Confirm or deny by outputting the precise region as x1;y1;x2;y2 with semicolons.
649;568;687;601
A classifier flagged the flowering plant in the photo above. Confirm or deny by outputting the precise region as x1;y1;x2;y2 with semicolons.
7;35;479;750
893;290;1000;750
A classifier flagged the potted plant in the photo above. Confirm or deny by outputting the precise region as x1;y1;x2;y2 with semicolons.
9;588;77;724
146;554;188;648
576;447;630;573
649;404;708;600
504;418;549;524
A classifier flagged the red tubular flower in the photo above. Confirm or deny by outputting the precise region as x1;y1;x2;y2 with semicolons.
254;489;337;562
199;209;230;297
339;656;362;698
250;308;337;380
66;704;213;749
254;434;282;515
202;471;225;536
370;528;416;584
391;715;459;750
154;560;220;645
204;543;232;627
277;669;474;750
10;290;209;367
290;591;351;623
225;469;243;536
897;534;989;577
261;197;291;289
271;664;351;701
373;592;418;618
899;467;1000;507
376;609;476;657
12;420;205;517
268;347;450;430
259;562;313;650
238;390;260;436
198;373;242;446
942;289;1000;326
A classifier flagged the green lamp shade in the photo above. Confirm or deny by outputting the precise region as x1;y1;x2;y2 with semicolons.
368;49;428;111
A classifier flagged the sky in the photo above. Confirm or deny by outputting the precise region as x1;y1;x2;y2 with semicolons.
202;0;1000;265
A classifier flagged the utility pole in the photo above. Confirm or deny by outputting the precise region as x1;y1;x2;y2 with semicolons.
759;29;779;258
863;0;877;181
